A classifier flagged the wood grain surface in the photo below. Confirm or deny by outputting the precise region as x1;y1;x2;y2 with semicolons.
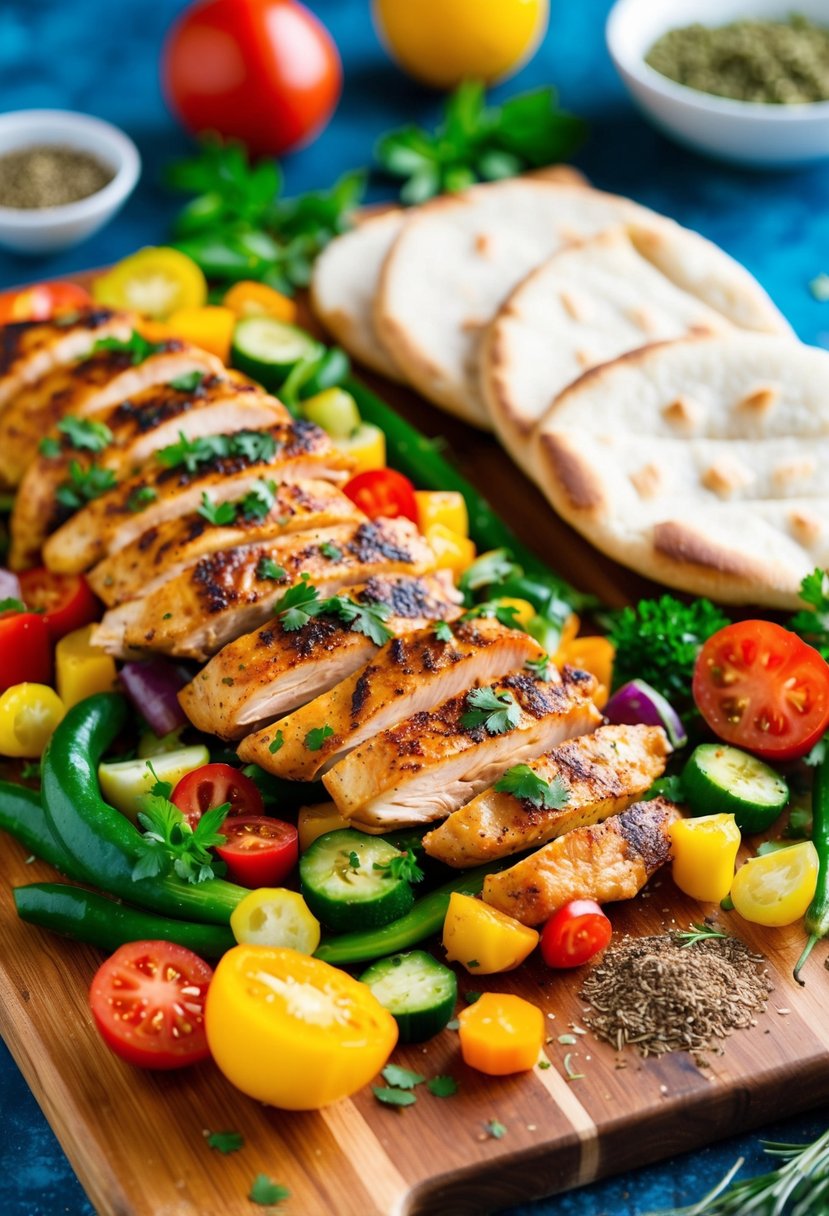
1;278;828;1216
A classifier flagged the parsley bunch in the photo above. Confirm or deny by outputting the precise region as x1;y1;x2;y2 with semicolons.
607;594;729;705
460;686;521;734
132;793;229;884
272;577;394;645
789;568;829;660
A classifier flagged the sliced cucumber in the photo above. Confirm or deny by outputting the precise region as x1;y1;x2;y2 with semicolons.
682;743;789;833
98;745;210;820
300;829;414;932
231;317;320;390
359;950;458;1042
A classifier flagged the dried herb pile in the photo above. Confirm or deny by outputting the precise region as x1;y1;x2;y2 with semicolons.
580;932;773;1060
0;146;113;210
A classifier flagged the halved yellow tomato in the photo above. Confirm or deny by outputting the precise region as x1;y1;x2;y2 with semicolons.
731;842;819;927
93;247;206;318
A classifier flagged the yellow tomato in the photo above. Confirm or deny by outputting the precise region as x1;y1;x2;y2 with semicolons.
166;306;235;362
425;522;476;577
415;490;469;538
443;891;538;974
731;842;819;927
93;247;207;318
0;684;65;758
373;0;549;89
205;945;397;1109
458;991;545;1075
332;422;386;474
55;625;117;709
670;814;741;903
230;889;320;955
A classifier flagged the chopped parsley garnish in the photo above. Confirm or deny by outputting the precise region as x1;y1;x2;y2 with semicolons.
643;774;687;803
460;686;520;734
0;597;27;614
607;594;729;705
273;575;321;630
272;577;394;644
169;370;206;393
55;460;117;510
427;1075;458;1098
348;850;361;871
57;415;113;453
320;541;343;560
145;760;174;800
373;1085;417;1108
485;1119;507;1140
268;730;284;755
373;848;425;884
304;724;334;751
257;557;287;581
197;492;236;526
463;599;521;629
206;1130;244;1154
92;331;164;364
249;1174;291;1206
230;430;278;463
433;620;454;642
381;1064;425;1089
155;429;278;474
38;436;61;458
789;568;829;660
126;485;157;513
494;764;569;811
239;478;278;521
132;794;229;884
525;653;554;682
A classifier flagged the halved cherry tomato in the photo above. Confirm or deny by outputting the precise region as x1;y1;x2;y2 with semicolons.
89;940;213;1070
693;620;829;762
170;762;264;828
19;569;99;641
343;468;418;522
0;612;51;693
0;282;92;325
540;898;612;968
214;816;299;888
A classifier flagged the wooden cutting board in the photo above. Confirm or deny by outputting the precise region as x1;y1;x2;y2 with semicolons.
1;294;828;1216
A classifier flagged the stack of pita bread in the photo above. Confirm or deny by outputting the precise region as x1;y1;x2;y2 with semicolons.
311;171;828;609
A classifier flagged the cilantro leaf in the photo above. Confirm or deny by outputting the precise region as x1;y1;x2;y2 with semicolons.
381;1064;425;1090
249;1174;290;1206
320;541;343;560
38;436;61;459
373;1086;417;1108
197;492;237;526
643;774;687;802
789;568;829;660
230;430;278;464
460;686;520;735
55;460;117;510
206;1130;244;1154
374;848;425;885
156;431;232;473
304;724;334;751
463;599;521;629
58;415;113;453
169;370;206;393
145;760;173;800
607;595;729;705
434;620;454;642
238;478;278;522
525;653;555;682
257;557;287;581
427;1075;458;1098
485;1119;507;1140
268;730;285;755
325;595;393;646
126;485;157;513
274;575;321;631
459;548;518;598
132;793;228;885
494;764;569;810
92;332;164;364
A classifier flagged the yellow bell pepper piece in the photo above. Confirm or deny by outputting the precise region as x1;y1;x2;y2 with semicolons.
443;891;538;974
230;888;321;954
55;625;117;709
669;813;741;903
166;305;236;363
332;422;386;474
493;597;535;629
415;490;469;537
425;523;477;578
205;945;398;1109
559;613;580;649
458;991;545;1076
224;280;297;324
298;802;352;851
731;842;819;927
0;684;65;758
92;246;207;318
555;634;615;709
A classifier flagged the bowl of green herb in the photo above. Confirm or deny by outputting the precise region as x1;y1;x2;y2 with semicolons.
606;0;829;166
0;110;140;254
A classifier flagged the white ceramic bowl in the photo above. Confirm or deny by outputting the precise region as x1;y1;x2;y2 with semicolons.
0;110;140;255
606;0;829;167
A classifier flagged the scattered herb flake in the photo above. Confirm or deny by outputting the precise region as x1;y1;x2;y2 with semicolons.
55;460;118;510
790;569;829;661
381;1064;425;1090
257;557;287;581
92;331;164;365
433;620;454;642
320;541;343;560
427;1075;458;1098
126;485;157;513
206;1129;244;1154
304;724;334;752
348;850;361;871
197;492;237;526
58;415;113;453
268;730;285;755
485;1119;507;1140
239;478;278;522
38;436;61;458
525;653;555;682
538;1060;552;1070
169;370;206;393
373;1085;417;1108
373;848;424;884
248;1174;290;1206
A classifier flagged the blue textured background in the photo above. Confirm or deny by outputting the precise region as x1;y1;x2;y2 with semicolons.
0;1;827;1213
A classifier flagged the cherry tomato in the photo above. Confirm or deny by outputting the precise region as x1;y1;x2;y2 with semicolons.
693;620;829;763
171;762;264;828
0;612;52;693
214;816;299;888
343;468;418;523
162;0;342;157
18;569;99;641
0;282;92;325
89;940;213;1070
540;899;612;968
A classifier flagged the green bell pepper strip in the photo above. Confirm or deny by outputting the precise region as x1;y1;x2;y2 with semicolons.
793;757;829;984
0;781;83;876
14;883;234;958
41;693;247;925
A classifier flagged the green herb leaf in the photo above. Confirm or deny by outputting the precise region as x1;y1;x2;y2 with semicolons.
460;685;520;735
197;492;237;526
525;653;555;682
92;332;164;365
381;1064;425;1090
348;850;360;871
156;431;232;473
790;569;829;661
55;460;118;510
239;478;278;522
643;774;687;803
323;594;394;646
373;848;425;885
268;730;284;755
206;1130;244;1154
126;485;157;513
373;1085;417;1108
249;1173;291;1206
145;760;174;800
169;370;206;393
494;764;569;810
257;557;287;581
462;599;522;629
274;575;321;631
58;415;113;453
320;541;343;560
0;597;27;614
132;793;228;885
304;724;334;752
433;620;454;642
229;430;278;464
607;595;729;706
674;922;728;948
427;1075;458;1098
485;1119;507;1140
38;436;61;459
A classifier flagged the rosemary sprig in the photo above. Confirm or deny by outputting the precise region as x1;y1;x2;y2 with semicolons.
674;922;728;948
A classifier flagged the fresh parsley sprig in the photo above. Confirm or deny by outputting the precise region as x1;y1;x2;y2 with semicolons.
373;848;425;885
789;568;829;660
40;415;114;459
92;332;165;365
494;764;569;810
197;480;278;528
132;794;229;884
156;429;278;473
674;922;728;948
461;686;520;734
55;460;117;510
272;576;394;645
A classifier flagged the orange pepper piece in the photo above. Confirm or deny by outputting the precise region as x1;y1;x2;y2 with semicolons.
458;991;545;1075
555;635;615;709
224;280;297;324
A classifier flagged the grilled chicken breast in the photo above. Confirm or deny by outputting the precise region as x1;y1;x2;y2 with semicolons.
0;309;133;412
423;724;670;867
181;572;463;739
0;340;223;487
243;619;545;782
42;419;354;574
322;667;601;830
10;375;287;570
93;518;437;661
482;797;680;925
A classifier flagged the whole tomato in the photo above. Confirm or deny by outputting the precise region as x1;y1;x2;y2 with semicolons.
162;0;342;157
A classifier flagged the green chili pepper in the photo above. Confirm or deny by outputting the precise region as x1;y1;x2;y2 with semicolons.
14;883;234;958
793;757;829;984
41;693;246;925
0;781;82;876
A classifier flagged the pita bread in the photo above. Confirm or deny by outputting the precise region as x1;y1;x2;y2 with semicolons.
310;209;406;380
533;333;829;608
375;178;661;428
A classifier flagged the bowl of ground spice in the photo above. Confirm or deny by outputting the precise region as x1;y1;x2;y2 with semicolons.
0;110;140;254
607;0;829;166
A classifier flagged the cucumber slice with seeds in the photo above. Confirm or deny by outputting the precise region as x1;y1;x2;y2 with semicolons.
299;829;414;932
682;743;789;833
231;317;320;390
360;950;457;1042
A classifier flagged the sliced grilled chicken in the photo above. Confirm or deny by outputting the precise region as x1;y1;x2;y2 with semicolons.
242;618;545;782
0;339;223;486
93;518;437;661
42;419;354;574
0;309;134;411
88;479;366;605
482;797;680;925
10;374;287;570
181;572;463;739
423;724;670;867
322;667;601;830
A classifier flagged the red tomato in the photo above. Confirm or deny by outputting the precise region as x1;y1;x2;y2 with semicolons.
19;569;99;641
0;282;91;325
693;620;829;762
214;815;298;887
162;0;342;157
540;899;612;969
0;612;52;693
343;468;418;523
171;762;264;828
89;940;213;1070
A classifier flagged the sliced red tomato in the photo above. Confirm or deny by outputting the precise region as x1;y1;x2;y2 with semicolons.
693;620;829;762
343;468;418;523
214;815;298;888
0;282;92;325
171;762;264;828
89;940;213;1070
0;612;52;693
18;569;99;641
540;899;612;969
